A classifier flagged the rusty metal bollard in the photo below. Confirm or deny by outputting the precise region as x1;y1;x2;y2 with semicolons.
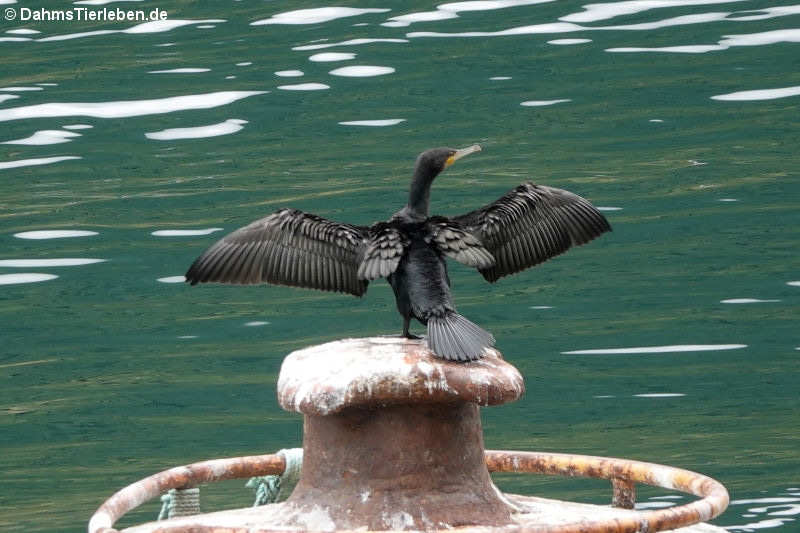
273;336;524;530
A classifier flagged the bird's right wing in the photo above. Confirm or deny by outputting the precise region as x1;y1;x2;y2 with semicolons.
452;182;611;282
185;208;369;296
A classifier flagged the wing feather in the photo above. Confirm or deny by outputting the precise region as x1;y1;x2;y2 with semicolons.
357;223;408;281
426;218;496;269
452;182;611;282
185;208;368;296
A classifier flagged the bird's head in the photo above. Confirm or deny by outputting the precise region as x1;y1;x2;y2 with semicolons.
414;144;482;181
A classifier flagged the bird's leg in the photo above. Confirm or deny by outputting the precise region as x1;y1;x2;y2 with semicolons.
402;316;421;340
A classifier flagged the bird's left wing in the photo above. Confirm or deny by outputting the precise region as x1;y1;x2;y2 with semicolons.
452;182;611;282
185;208;368;296
357;222;408;280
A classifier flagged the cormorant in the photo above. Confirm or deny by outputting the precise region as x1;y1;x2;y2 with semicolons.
185;145;611;361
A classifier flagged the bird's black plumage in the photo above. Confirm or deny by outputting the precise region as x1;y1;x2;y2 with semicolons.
185;145;611;361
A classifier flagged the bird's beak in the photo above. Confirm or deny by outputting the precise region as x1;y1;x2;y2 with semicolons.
446;144;481;167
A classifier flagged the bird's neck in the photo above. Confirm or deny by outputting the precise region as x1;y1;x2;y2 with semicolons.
406;168;437;219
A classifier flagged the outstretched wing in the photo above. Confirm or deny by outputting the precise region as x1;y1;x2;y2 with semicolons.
426;217;495;269
357;222;408;280
185;208;368;296
452;182;611;282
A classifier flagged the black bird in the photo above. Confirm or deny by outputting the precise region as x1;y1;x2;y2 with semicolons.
185;145;611;361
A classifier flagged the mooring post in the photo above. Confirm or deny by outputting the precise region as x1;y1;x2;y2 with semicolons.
274;336;524;531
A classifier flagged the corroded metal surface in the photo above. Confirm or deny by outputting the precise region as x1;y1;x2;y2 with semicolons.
90;450;728;533
88;454;284;533
611;478;636;509
277;337;524;415
89;339;727;533
485;450;730;532
278;403;511;530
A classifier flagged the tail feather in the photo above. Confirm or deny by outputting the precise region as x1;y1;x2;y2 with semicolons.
427;313;495;362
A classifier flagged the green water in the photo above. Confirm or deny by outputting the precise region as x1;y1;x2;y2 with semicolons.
1;1;799;531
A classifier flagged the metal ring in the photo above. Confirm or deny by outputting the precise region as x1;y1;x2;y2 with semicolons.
89;450;728;533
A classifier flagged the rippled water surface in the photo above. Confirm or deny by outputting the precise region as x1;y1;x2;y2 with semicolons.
1;1;799;532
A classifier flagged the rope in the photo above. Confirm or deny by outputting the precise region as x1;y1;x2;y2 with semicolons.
247;448;303;506
158;487;200;520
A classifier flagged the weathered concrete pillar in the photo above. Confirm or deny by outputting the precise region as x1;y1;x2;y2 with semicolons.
275;336;524;531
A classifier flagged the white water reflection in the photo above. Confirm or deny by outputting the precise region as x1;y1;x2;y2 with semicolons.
0;86;44;91
407;9;754;38
0;95;20;104
712;85;800;101
339;119;406;126
383;10;459;27
603;12;730;30
275;70;304;77
408;21;582;37
439;0;555;11
386;0;555;26
2;129;81;145
244;321;270;326
0;273;58;285
14;230;98;240
148;68;211;74
329;66;395;77
251;8;390;26
145;119;247;140
62;124;93;130
608;28;800;54
729;5;800;21
720;29;800;47
635;502;675;509
788;281;800;287
38;19;227;42
726;495;800;531
277;83;330;91
634;393;685;398
521;99;571;106
597;206;623;211
309;52;356;62
0;258;105;267
292;38;408;51
151;228;222;236
563;344;747;354
608;44;725;53
490;76;512;80
0;156;81;170
5;29;40;35
721;298;781;304
560;0;746;23
548;38;592;44
0;91;266;122
157;276;186;283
